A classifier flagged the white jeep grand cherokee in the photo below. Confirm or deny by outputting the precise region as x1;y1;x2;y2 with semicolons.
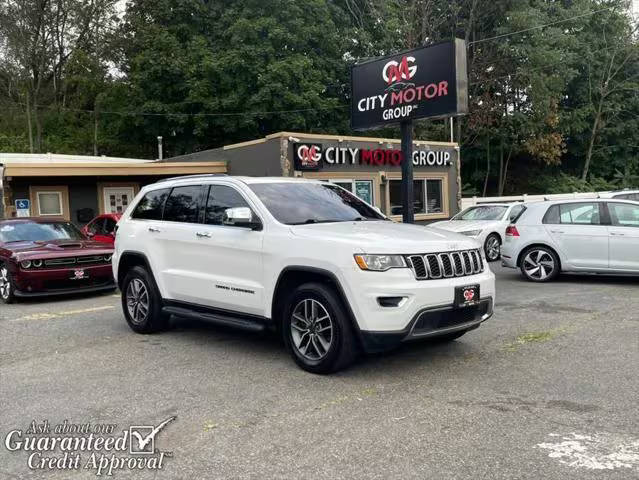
113;175;495;373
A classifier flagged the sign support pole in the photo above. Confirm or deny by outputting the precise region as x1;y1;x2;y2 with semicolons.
401;120;414;224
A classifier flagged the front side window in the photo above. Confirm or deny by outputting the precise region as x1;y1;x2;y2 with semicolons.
163;185;201;223
249;182;384;225
559;203;601;225
37;192;63;216
87;218;103;235
104;218;117;234
609;203;639;227
205;185;251;225
131;188;170;220
0;222;85;243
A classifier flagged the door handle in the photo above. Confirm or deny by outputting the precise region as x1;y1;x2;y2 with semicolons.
196;231;212;238
550;230;565;234
610;232;625;236
148;227;161;233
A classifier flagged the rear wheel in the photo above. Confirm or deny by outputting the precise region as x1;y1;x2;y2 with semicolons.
0;265;16;304
121;266;169;333
283;282;357;374
520;246;560;282
484;234;501;262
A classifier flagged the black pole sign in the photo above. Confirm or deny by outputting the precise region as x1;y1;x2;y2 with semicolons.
401;121;414;223
350;39;468;130
350;39;468;223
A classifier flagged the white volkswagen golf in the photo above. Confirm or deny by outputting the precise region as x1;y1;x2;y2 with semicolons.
501;199;639;282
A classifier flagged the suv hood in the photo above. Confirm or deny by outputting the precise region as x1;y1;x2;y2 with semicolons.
290;221;478;254
430;219;500;233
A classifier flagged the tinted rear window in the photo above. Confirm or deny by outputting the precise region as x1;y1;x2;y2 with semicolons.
131;188;170;220
163;185;201;223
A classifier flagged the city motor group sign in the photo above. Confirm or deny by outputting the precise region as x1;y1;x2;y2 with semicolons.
351;40;468;130
293;143;453;171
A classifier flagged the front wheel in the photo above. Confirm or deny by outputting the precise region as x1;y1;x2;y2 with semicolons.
283;283;358;374
121;266;169;333
484;234;501;262
0;265;16;304
520;246;560;282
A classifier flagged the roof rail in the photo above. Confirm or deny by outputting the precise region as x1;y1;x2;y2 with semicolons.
157;173;227;183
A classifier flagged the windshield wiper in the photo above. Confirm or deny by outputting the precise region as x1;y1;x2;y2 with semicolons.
290;219;342;225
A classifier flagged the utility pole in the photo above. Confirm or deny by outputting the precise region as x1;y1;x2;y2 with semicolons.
401;120;414;223
157;136;163;161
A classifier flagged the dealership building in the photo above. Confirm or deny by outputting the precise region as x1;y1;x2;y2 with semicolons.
167;131;461;222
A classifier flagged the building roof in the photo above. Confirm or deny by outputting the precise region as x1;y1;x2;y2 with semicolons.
0;152;152;164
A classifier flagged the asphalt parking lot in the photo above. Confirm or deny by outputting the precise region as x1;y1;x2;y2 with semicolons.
1;264;638;479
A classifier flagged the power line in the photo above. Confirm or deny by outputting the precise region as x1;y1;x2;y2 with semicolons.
1;100;349;118
469;6;617;46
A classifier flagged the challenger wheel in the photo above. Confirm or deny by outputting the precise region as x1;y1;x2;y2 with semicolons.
0;265;16;304
283;283;357;374
121;266;169;333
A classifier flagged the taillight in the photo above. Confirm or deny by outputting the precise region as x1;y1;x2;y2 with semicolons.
505;225;520;237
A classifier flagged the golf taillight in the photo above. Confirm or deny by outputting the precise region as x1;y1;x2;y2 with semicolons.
505;225;520;237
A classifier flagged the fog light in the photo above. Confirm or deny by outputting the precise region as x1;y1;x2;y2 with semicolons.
20;260;32;269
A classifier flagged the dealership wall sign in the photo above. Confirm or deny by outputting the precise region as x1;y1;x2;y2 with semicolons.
351;40;468;130
293;143;452;169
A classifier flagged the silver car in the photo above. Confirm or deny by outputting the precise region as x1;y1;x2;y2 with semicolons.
501;199;639;282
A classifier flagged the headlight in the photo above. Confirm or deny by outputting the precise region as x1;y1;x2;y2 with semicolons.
104;254;113;262
460;230;482;237
20;260;32;269
354;254;407;271
32;259;43;268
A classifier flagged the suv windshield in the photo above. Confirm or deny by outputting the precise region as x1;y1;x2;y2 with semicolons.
0;222;86;243
249;182;385;225
453;206;507;221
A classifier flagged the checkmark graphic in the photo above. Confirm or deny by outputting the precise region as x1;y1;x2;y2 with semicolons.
129;416;176;454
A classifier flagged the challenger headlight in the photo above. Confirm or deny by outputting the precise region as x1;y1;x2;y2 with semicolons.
32;259;43;268
460;230;482;237
104;254;113;262
20;260;32;269
354;254;407;271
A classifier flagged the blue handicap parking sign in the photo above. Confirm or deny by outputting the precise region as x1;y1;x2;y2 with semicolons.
15;199;30;210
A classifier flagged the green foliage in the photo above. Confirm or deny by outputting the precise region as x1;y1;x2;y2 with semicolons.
0;0;637;195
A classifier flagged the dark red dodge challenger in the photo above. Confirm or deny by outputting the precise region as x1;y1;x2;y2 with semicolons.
0;218;115;303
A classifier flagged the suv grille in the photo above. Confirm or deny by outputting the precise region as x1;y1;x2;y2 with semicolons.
407;249;483;280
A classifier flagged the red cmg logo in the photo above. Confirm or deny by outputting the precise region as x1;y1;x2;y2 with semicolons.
382;56;417;85
463;289;475;302
296;144;322;168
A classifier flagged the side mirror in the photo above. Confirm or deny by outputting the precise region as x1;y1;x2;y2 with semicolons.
224;207;261;230
373;206;382;215
86;231;95;238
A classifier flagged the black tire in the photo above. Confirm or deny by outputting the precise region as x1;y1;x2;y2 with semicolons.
120;265;169;333
0;264;17;304
484;233;501;262
282;282;358;374
520;246;560;282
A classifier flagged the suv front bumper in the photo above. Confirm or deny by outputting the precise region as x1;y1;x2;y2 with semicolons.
338;264;496;352
359;298;493;352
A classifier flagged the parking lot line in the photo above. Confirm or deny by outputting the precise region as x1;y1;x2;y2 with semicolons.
12;305;115;322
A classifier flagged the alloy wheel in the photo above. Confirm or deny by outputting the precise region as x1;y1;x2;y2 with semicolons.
523;249;555;280
0;267;10;299
126;278;150;325
486;236;500;261
290;298;334;361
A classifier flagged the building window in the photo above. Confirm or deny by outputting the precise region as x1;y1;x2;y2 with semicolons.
37;192;63;216
328;179;374;205
389;179;443;216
